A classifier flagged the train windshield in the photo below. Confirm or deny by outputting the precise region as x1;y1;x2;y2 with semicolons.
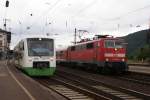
105;40;124;48
27;38;54;56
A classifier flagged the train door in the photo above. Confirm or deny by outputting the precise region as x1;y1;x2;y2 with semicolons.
66;49;69;61
93;42;98;62
17;41;24;67
67;47;71;62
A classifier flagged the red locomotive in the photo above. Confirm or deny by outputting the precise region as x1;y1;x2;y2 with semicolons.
57;35;128;73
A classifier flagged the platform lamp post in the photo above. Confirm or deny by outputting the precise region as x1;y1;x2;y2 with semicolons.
5;0;9;7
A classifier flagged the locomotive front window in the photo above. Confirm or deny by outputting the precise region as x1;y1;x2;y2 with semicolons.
105;40;114;48
115;41;124;48
87;43;94;49
71;46;75;51
105;40;124;48
27;38;54;56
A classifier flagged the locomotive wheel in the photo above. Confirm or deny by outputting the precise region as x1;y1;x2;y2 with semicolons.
101;67;111;74
93;66;101;73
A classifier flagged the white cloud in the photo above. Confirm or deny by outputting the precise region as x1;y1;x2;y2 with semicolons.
0;0;150;48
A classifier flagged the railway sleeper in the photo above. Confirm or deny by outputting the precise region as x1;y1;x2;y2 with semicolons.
93;85;142;100
49;85;94;100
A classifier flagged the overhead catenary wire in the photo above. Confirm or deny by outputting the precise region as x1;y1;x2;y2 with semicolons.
23;0;63;34
65;1;150;36
15;0;150;36
86;4;150;32
71;0;98;18
105;4;150;21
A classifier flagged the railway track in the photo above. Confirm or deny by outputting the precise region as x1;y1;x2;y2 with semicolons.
10;61;150;100
113;72;150;86
59;64;150;84
8;61;109;100
56;68;150;100
35;78;109;100
58;64;150;86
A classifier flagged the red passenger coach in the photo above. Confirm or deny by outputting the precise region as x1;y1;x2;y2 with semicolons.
56;50;67;62
57;35;128;73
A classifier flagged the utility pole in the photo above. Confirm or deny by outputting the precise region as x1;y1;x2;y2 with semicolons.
4;19;7;30
3;18;10;31
4;0;9;31
117;24;120;34
74;28;77;44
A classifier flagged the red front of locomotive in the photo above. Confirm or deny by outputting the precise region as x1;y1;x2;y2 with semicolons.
96;38;128;72
98;38;127;62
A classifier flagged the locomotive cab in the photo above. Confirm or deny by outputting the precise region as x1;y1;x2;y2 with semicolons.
101;38;128;73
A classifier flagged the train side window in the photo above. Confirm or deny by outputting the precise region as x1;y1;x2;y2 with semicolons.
19;43;21;50
86;43;93;49
22;42;24;50
58;51;62;56
75;46;78;51
82;44;86;50
97;42;99;47
20;42;24;51
105;40;114;48
79;44;82;50
56;51;58;56
75;45;82;51
79;45;82;50
80;45;83;50
71;46;75;51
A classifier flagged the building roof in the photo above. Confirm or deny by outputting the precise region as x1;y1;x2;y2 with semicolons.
0;29;7;33
0;29;11;43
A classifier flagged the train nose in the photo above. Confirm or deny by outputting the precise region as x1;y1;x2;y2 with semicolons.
33;61;49;69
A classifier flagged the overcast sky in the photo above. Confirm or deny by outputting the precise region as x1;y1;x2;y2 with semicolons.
0;0;150;49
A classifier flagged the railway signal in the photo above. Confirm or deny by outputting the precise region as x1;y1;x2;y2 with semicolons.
5;0;9;7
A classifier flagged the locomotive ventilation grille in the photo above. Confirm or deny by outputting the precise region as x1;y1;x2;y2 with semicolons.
33;61;49;69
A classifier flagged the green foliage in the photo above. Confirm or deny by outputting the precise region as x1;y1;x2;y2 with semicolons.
122;29;150;61
127;45;150;62
136;45;150;60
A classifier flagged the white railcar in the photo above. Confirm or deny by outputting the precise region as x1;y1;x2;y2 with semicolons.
14;37;56;76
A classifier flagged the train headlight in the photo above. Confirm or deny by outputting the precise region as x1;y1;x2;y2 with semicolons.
28;58;32;62
50;58;54;61
106;58;109;61
122;58;125;62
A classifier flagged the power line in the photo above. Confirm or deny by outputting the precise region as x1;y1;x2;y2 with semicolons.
73;4;150;23
83;4;150;31
24;0;63;34
103;4;150;21
72;0;98;18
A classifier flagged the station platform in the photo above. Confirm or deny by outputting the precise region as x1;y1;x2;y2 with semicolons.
0;61;66;100
129;65;150;74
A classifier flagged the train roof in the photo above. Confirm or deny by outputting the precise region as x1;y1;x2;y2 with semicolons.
56;47;68;51
20;37;54;41
24;37;54;39
69;37;124;47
